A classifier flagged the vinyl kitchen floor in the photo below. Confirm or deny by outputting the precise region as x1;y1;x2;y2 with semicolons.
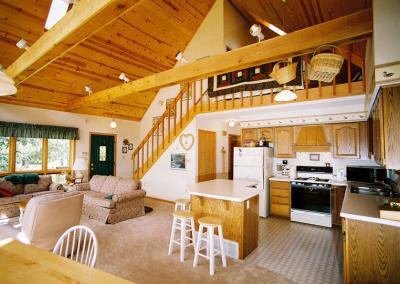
247;217;342;284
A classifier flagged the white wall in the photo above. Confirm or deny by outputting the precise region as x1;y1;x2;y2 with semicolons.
0;103;140;180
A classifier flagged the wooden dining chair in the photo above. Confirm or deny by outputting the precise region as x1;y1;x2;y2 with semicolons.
53;225;98;268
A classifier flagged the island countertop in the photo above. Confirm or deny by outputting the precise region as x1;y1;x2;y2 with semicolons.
187;179;260;202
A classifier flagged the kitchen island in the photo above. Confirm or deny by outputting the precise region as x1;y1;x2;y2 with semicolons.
187;179;260;260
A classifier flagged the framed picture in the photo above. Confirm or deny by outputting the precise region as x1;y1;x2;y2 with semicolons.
309;153;320;161
170;153;186;170
128;143;133;150
166;98;176;118
122;146;127;154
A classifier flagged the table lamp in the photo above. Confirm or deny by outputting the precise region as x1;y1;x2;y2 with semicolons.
72;158;87;182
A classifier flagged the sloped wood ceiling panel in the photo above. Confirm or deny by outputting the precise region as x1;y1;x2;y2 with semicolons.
0;0;215;120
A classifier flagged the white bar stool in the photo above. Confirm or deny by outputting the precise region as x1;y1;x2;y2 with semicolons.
168;210;196;262
174;198;191;211
193;216;227;276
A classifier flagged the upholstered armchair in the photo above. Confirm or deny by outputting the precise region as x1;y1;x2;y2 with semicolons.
73;175;146;224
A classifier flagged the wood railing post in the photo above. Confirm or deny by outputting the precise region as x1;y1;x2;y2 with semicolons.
156;122;159;156
151;131;154;162
240;91;243;107
200;81;203;112
193;81;196;113
136;152;139;179
168;106;171;142
186;83;190;120
223;95;226;109
347;51;352;93
141;145;144;175
304;54;309;99
161;115;165;149
146;137;149;168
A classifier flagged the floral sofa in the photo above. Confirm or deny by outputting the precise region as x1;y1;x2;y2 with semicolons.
0;175;63;219
73;175;146;224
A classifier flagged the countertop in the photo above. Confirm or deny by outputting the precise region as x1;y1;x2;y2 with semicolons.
187;179;260;202
269;176;348;186
340;183;400;228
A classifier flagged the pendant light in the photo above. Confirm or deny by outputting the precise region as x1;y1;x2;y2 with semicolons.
274;86;297;102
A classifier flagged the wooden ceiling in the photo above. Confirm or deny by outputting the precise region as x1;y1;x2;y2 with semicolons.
0;0;215;120
0;0;371;121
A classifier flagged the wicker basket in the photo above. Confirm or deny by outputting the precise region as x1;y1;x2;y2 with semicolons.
269;59;298;85
309;45;344;83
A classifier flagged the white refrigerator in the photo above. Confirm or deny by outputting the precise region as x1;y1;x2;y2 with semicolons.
233;147;273;218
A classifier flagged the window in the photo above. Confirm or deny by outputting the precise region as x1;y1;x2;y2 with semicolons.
48;139;70;170
45;0;69;30
99;146;107;162
16;138;43;171
0;137;9;172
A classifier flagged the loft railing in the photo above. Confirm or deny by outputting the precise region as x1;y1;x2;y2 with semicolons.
132;50;365;179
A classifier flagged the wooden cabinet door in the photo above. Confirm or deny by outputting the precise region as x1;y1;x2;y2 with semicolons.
241;128;258;145
332;186;346;226
259;128;274;141
198;130;216;182
274;127;294;158
333;123;360;158
270;181;290;218
372;94;384;165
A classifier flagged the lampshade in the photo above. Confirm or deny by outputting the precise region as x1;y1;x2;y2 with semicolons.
274;89;297;102
72;158;87;171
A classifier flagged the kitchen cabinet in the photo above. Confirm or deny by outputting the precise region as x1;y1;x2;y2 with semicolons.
241;128;258;146
332;123;360;158
370;86;400;169
259;128;274;142
331;186;346;226
342;218;400;283
274;127;294;158
293;125;331;152
269;180;290;218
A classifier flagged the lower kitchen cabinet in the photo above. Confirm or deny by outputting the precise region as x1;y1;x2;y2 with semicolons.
270;180;290;218
332;186;346;226
342;218;400;283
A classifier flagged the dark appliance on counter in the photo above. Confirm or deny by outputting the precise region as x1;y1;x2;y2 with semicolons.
346;166;386;183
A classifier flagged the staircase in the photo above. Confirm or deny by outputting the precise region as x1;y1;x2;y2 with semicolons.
132;54;366;180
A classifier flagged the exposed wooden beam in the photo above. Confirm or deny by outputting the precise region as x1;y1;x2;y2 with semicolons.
6;0;141;85
66;9;372;111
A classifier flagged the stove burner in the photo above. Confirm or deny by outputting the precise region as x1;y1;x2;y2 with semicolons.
295;177;330;182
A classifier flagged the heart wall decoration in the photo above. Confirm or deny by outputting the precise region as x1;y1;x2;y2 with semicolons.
179;133;195;151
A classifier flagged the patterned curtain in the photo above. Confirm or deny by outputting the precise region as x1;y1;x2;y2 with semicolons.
0;121;79;140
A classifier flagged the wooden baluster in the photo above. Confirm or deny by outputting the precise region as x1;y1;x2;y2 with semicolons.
215;95;218;110
146;137;149;169
223;95;226;109
180;92;183;128
151;130;154;162
270;89;273;103
168;105;171;143
161;116;165;150
136;152;139;179
362;59;366;93
347;51;352;94
200;81;203;112
141;144;144;175
304;55;309;99
186;83;190;120
333;77;336;96
207;90;210;112
250;90;253;106
318;81;322;97
232;93;235;108
156;122;159;157
193;81;196;113
240;91;243;107
260;90;263;105
174;98;177;136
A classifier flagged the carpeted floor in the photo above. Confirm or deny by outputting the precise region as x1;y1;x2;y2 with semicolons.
0;198;341;284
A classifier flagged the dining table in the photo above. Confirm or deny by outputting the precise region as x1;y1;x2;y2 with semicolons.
0;238;135;284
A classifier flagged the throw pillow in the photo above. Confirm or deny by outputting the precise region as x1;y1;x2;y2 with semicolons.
37;175;52;191
4;174;25;185
0;187;15;197
0;179;24;195
24;184;42;194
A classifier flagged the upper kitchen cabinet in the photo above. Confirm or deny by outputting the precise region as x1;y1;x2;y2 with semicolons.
259;128;274;142
373;0;400;86
371;94;384;165
293;125;331;152
274;127;294;158
332;123;360;158
241;128;258;146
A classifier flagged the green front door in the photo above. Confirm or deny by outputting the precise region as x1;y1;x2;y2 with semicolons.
90;134;115;178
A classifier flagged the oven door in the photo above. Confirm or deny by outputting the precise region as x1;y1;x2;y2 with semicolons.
291;182;331;213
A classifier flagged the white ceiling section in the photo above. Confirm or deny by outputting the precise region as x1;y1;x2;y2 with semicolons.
198;95;367;126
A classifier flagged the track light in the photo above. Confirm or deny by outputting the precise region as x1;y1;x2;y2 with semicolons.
84;85;93;95
118;73;130;83
249;24;265;42
175;51;188;65
16;39;29;50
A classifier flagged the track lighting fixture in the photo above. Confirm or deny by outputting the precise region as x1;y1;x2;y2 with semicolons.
249;24;265;42
118;73;130;83
84;85;93;95
16;39;29;50
175;51;188;65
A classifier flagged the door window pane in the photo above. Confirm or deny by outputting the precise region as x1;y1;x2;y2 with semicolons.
99;146;106;161
16;138;43;171
48;139;70;169
0;137;10;172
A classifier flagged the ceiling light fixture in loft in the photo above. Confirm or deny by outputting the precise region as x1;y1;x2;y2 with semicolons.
119;73;130;83
16;39;29;50
110;119;117;129
249;24;265;42
0;67;17;96
274;86;297;102
84;85;93;95
175;51;188;65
